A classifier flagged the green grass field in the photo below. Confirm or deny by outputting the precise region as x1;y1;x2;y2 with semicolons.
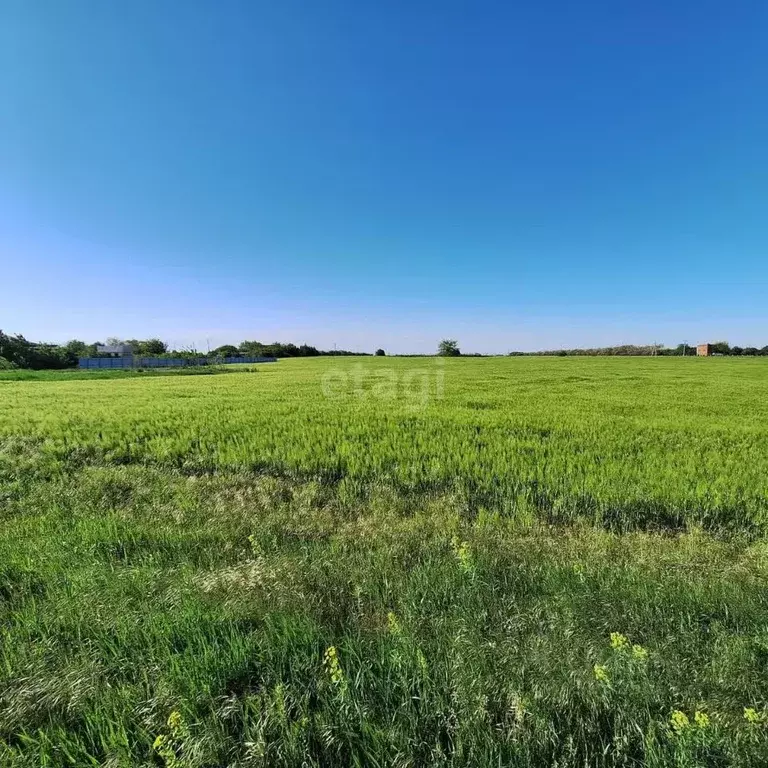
2;357;768;766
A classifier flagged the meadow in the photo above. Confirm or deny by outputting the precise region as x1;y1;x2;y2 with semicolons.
2;356;768;766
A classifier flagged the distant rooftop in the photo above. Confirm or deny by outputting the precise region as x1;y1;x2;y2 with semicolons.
96;344;133;356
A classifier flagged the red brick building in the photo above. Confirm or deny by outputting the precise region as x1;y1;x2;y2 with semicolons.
697;343;713;357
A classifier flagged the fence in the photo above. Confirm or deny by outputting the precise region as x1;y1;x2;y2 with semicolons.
78;356;277;369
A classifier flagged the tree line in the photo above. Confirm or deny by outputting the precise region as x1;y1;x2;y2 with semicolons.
214;340;366;359
508;342;768;356
4;331;768;370
0;331;367;370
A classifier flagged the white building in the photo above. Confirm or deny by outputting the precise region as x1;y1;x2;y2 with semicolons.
96;344;133;357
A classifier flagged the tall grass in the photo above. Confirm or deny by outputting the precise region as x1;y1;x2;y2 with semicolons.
2;357;768;765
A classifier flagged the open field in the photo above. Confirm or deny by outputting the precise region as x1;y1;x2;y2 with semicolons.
2;357;768;766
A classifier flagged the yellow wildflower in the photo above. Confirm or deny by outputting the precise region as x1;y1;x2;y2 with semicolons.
610;632;629;651
167;711;184;732
631;644;648;661
593;664;610;683
744;707;761;724
694;711;710;729
451;536;475;574
323;645;345;686
670;710;690;733
387;611;402;636
416;648;428;677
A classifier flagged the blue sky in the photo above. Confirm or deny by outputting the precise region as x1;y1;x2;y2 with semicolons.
2;0;767;353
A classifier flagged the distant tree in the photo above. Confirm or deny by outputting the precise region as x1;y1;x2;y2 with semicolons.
212;344;240;358
672;343;695;356
64;340;88;358
743;347;760;356
0;331;26;365
730;346;744;356
239;340;266;357
375;348;386;356
761;346;768;357
142;338;168;355
126;338;168;356
437;339;461;357
0;331;70;369
711;341;730;355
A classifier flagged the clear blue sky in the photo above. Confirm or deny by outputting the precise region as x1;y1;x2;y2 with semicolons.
2;0;767;353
